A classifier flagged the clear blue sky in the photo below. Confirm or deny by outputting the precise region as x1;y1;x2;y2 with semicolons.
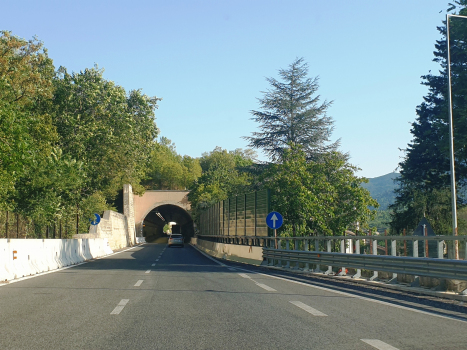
3;0;452;178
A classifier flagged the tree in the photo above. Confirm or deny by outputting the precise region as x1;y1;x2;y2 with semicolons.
244;57;339;162
143;137;201;190
188;147;253;224
52;65;160;202
0;31;56;210
263;144;377;236
390;2;467;234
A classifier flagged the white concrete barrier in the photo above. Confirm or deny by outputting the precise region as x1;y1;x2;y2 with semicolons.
0;238;113;283
191;238;264;265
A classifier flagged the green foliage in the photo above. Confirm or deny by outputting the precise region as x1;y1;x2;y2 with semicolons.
245;57;339;161
390;2;467;234
188;147;254;224
264;144;377;236
367;209;391;232
0;31;162;236
0;31;56;211
143;137;201;190
52;65;160;201
391;187;455;235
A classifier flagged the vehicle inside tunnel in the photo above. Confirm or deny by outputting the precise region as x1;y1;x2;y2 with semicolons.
142;204;194;243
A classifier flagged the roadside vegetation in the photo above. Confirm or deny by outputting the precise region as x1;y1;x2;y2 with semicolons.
390;1;467;236
11;27;449;239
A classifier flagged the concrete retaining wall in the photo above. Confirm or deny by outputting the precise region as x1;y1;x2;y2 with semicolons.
0;238;113;282
191;237;263;265
75;210;130;251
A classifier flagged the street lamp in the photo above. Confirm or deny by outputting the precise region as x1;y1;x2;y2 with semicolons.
446;13;467;260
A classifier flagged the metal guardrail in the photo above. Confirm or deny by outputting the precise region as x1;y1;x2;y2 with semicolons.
262;249;467;281
196;234;467;283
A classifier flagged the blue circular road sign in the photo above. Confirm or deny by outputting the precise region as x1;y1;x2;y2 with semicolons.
266;211;283;229
90;213;101;226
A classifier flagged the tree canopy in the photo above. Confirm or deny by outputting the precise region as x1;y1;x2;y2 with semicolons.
0;31;56;211
188;147;254;224
245;57;339;162
390;2;467;234
263;144;377;236
0;31;162;234
142;137;201;191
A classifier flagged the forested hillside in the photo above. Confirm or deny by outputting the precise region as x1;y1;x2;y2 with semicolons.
361;172;399;210
360;172;399;232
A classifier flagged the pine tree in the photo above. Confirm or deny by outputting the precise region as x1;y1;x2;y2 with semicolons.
244;57;339;162
390;1;467;234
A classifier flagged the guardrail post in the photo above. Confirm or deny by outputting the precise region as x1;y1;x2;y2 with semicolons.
314;239;322;273
413;240;418;258
303;239;309;271
269;239;275;266
275;239;282;267
338;239;347;276
388;239;398;284
353;239;362;279
437;240;444;259
410;239;420;287
325;240;333;275
293;239;299;270
285;239;290;268
369;238;378;281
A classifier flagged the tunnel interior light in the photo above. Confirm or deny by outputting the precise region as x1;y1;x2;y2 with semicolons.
154;211;165;222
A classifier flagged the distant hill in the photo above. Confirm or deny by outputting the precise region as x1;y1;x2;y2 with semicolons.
361;172;399;210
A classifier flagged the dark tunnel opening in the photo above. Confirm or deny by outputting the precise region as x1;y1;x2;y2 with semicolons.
142;204;194;243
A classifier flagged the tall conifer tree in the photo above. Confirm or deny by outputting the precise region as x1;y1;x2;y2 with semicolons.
244;57;339;162
390;1;467;234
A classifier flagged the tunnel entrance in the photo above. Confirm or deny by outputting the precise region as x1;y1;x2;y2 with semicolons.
142;204;194;243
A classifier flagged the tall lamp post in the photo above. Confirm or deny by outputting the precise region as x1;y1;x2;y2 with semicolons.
446;14;467;260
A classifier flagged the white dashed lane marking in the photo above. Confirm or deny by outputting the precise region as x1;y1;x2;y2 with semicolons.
361;339;399;350
110;299;129;315
151;263;155;266
238;273;252;279
255;283;277;292
289;301;327;316
134;280;143;287
145;270;151;274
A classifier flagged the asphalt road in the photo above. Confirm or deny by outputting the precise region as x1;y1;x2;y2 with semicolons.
0;243;466;350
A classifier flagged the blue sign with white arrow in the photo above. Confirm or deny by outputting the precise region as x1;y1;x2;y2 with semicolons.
266;211;283;229
89;213;101;226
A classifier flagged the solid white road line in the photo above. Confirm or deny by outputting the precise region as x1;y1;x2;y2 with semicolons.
255;283;277;292
361;339;399;350
228;268;237;271
134;280;144;287
110;299;129;315
145;270;151;273
289;301;327;316
235;266;467;324
190;244;226;267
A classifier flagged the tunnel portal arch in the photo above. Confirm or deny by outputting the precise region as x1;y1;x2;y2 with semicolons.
133;191;193;242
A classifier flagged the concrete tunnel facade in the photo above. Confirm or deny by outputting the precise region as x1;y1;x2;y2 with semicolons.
133;190;193;243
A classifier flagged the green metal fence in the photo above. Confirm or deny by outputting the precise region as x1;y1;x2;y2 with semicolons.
199;190;270;237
